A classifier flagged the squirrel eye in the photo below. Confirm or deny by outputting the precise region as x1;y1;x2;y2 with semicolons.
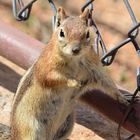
86;31;90;40
60;29;65;38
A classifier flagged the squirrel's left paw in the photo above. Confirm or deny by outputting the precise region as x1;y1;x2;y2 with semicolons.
123;93;139;103
118;95;130;106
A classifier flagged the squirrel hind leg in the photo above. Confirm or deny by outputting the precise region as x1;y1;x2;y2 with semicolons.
54;113;74;140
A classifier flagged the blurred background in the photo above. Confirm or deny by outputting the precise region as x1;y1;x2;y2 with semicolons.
0;0;140;139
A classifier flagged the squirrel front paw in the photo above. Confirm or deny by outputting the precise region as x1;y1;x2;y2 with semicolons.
67;79;81;88
67;79;89;88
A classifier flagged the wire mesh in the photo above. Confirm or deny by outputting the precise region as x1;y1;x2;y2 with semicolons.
12;0;37;21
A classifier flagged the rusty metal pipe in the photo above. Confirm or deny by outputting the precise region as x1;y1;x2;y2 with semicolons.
0;20;140;137
0;20;44;69
81;89;140;137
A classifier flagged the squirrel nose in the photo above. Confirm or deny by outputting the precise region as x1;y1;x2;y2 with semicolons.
72;46;81;54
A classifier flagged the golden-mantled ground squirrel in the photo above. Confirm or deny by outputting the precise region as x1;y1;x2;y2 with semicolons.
11;7;129;140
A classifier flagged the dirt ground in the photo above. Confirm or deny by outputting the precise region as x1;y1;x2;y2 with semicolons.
0;0;140;140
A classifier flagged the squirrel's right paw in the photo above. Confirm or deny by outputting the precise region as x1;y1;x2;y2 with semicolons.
67;79;81;88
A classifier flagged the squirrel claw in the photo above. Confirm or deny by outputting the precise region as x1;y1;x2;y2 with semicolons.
123;93;140;103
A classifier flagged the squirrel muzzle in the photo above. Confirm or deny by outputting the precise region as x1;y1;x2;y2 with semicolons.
72;44;81;55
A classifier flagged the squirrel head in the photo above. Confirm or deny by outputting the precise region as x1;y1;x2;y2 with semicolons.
52;7;95;58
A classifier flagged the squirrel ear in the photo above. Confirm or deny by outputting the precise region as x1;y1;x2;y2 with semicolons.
54;7;68;30
80;8;89;21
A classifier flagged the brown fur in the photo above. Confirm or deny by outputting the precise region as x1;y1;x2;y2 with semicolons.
35;44;66;88
11;7;129;140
